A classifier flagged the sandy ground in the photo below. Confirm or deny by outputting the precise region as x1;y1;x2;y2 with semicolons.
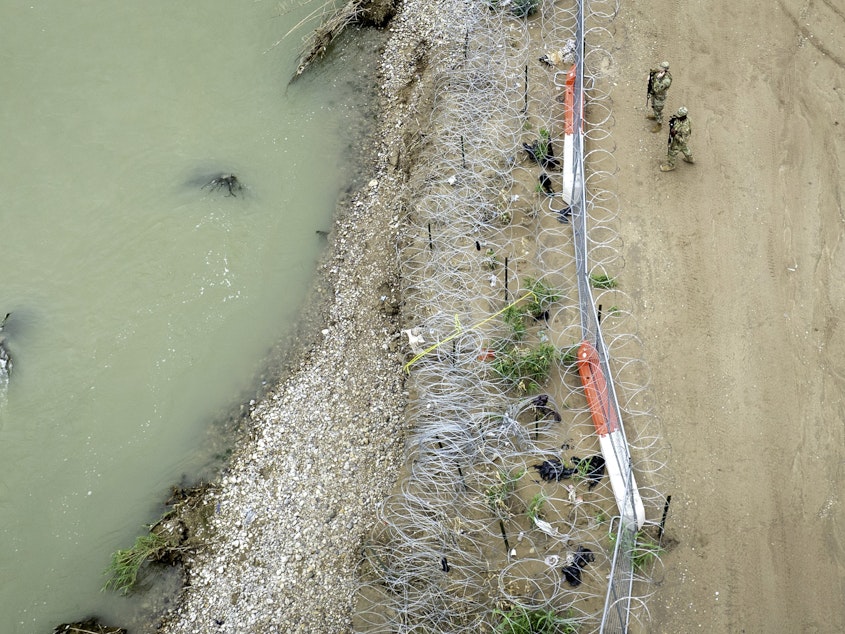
611;0;845;631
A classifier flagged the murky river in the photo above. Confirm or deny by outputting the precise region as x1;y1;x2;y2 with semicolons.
0;3;379;631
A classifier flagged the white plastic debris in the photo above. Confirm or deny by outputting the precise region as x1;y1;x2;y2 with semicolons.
534;518;560;538
401;327;426;354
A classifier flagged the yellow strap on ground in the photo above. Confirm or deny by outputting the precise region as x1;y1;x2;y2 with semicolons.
403;292;536;374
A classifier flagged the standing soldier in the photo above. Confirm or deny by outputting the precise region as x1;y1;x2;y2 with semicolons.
660;106;694;172
646;61;672;133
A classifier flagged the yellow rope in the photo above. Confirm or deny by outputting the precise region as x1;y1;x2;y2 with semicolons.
403;292;536;374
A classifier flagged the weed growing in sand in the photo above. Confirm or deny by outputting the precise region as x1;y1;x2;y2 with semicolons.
631;532;664;570
487;469;525;516
493;605;578;634
510;0;541;18
523;277;561;320
486;0;540;17
502;304;528;341
536;128;553;163
559;344;579;370
590;272;617;289
527;491;548;526
486;248;499;270
609;529;665;572
491;342;558;393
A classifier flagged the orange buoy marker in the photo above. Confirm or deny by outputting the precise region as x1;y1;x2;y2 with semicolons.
577;340;645;529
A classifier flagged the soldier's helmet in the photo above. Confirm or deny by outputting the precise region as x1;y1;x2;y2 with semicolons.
660;61;670;69
677;106;688;116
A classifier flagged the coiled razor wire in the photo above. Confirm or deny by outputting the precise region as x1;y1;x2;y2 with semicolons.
354;1;671;632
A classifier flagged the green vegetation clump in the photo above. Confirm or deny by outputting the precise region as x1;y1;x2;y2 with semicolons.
559;344;579;369
102;486;212;595
536;128;552;162
486;248;500;270
488;279;566;392
609;529;665;572
527;491;547;526
524;277;561;320
486;469;525;516
589;273;617;289
103;530;172;595
509;0;541;18
493;605;578;633
491;342;558;393
631;532;664;570
502;304;528;341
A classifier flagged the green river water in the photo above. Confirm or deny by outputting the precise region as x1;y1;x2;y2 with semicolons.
0;2;379;631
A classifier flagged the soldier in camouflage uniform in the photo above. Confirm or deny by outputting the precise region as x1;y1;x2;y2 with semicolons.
660;106;694;172
646;61;672;133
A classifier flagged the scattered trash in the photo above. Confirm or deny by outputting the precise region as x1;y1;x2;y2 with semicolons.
534;458;576;482
571;455;606;490
534;518;560;538
531;394;561;422
562;545;594;586
401;327;426;355
539;39;576;67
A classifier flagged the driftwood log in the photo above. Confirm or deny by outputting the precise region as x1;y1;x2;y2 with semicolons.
291;0;397;81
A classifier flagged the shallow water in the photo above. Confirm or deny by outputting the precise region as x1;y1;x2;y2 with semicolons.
0;3;379;631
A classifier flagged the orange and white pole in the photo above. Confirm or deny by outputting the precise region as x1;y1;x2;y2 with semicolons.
577;340;645;529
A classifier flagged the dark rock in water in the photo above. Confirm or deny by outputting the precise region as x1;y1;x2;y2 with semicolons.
202;173;243;197
0;312;11;377
534;458;576;482
572;455;606;490
53;617;127;634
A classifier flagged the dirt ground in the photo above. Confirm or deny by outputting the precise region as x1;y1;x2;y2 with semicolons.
609;0;845;631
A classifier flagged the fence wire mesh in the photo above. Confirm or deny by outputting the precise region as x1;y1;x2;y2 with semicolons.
354;1;670;631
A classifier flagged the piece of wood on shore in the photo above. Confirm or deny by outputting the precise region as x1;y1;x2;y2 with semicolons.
291;0;363;82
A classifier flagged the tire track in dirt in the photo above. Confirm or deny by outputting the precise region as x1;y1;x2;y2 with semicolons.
778;0;845;68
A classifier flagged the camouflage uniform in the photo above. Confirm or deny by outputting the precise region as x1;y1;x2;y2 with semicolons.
660;107;694;171
647;62;672;131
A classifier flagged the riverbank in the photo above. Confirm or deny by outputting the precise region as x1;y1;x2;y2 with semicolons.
155;1;451;632
154;0;845;631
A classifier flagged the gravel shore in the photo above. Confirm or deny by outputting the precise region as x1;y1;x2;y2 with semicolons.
156;2;455;632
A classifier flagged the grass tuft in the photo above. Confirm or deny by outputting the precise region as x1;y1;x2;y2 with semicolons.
589;273;617;289
102;531;171;595
493;605;578;633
